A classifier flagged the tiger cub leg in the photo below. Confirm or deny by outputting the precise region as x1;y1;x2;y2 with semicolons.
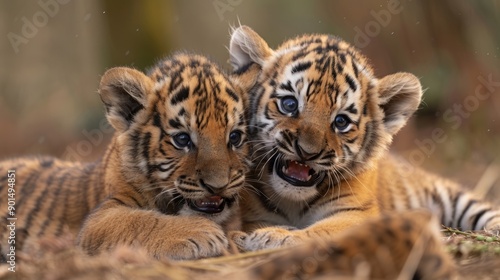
77;199;228;260
232;207;379;251
247;210;455;280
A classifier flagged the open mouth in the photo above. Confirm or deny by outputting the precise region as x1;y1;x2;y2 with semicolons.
275;158;325;187
187;195;226;214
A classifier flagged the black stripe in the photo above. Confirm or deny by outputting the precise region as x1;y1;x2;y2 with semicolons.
31;170;66;236
471;208;490;230
279;81;294;92
8;170;42;220
345;103;358;115
169;118;182;129
351;59;359;78
300;192;351;216
291;62;312;74
233;62;254;75
37;169;70;236
457;199;477;229
152;111;163;129
129;195;143;207
188;239;201;251
339;53;346;64
322;206;368;219
55;171;76;236
170;86;190;105
226;87;239;102
110;197;127;206
79;163;96;215
345;74;357;92
450;192;462;227
346;136;358;144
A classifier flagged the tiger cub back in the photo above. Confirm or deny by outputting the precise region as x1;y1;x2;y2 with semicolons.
0;157;105;261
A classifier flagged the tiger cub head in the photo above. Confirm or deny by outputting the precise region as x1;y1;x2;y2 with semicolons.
229;26;422;201
99;53;249;223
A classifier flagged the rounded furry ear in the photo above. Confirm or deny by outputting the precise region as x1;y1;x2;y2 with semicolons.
229;25;274;70
99;67;153;132
377;73;423;135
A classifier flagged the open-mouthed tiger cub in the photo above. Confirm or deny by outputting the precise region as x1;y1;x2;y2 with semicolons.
0;53;250;261
228;25;500;251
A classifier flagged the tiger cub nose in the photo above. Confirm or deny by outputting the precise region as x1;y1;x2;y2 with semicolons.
295;140;322;161
199;179;228;194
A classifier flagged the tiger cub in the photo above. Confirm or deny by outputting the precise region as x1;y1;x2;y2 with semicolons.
0;53;250;260
228;26;500;251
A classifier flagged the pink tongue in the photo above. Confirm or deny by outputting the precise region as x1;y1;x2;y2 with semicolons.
286;161;311;181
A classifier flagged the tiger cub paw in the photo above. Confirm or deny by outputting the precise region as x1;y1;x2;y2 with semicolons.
163;221;228;260
230;227;303;251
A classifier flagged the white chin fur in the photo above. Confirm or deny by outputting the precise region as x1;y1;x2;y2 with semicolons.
269;172;318;201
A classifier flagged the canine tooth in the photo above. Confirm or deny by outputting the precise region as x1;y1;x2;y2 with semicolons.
307;175;312;181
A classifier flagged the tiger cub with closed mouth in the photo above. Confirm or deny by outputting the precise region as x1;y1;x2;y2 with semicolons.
0;53;250;260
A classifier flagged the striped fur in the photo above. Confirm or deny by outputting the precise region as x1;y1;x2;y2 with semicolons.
228;26;500;251
246;210;455;279
0;53;250;260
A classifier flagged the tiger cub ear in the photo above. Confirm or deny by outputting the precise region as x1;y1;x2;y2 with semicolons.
229;25;274;92
377;72;423;135
229;25;274;70
99;67;154;132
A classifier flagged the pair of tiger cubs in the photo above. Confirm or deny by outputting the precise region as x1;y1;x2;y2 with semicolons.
1;26;499;267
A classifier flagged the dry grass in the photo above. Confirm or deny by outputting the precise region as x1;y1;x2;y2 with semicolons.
1;232;499;280
443;228;500;280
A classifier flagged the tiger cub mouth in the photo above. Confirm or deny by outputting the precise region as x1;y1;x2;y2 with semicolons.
187;195;226;214
275;158;325;187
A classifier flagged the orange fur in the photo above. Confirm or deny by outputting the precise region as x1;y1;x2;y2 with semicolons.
228;26;500;252
0;53;250;261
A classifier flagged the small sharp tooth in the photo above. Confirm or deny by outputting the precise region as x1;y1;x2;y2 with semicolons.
307;175;312;181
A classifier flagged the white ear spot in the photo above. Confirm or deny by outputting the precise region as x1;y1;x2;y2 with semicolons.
378;72;423;135
229;25;273;70
99;67;153;132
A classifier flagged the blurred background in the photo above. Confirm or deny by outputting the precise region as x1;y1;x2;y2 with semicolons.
1;0;499;200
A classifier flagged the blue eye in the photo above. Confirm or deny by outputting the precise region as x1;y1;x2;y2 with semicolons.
173;133;191;148
333;115;351;131
229;130;243;147
279;96;298;115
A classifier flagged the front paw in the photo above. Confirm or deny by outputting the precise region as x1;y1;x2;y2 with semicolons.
230;227;303;251
162;220;228;260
